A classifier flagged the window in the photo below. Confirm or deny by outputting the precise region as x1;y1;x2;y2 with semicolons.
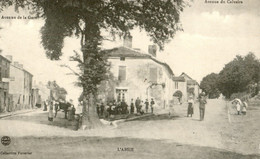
118;66;126;80
120;57;125;61
5;69;7;78
175;82;179;89
149;68;157;83
116;89;127;102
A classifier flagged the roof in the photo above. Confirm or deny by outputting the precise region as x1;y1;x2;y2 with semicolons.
172;76;185;82
180;72;193;80
23;69;33;76
0;54;11;63
104;46;174;76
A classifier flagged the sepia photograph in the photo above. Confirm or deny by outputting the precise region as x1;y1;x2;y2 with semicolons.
0;0;260;158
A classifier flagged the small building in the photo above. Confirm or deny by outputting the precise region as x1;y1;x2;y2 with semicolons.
0;54;11;112
172;73;200;103
180;72;200;100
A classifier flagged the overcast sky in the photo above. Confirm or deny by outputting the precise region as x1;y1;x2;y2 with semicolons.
0;0;259;104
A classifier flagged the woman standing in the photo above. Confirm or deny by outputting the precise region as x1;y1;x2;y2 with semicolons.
48;101;54;121
187;96;194;117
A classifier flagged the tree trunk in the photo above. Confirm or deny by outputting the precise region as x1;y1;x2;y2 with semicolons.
81;94;103;130
80;19;104;130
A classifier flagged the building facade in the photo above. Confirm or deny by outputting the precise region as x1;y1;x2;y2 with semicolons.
8;57;33;110
103;38;175;108
180;73;200;100
0;54;11;112
9;61;24;110
172;73;200;103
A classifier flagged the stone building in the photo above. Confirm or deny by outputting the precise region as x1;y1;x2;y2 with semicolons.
172;73;200;103
103;36;175;108
0;54;11;112
22;69;33;109
180;73;200;100
8;56;33;110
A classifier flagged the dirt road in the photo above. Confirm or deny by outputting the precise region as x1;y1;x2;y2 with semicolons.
0;99;260;158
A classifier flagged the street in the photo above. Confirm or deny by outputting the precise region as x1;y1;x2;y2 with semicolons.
0;99;260;159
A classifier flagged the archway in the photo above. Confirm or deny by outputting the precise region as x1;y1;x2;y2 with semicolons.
173;90;183;104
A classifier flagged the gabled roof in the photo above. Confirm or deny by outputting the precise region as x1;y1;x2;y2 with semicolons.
180;72;193;80
180;72;199;85
104;46;174;76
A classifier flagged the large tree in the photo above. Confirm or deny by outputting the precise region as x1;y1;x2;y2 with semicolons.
200;73;220;99
217;53;260;98
1;0;187;129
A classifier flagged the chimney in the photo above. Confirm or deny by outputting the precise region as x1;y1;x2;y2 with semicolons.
148;45;157;57
14;61;19;67
18;64;23;69
5;55;13;62
123;34;132;48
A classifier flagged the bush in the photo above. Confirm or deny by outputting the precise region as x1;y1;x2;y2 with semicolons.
230;92;249;100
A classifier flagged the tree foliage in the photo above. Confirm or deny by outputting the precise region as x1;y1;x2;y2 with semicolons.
217;53;260;98
200;73;220;99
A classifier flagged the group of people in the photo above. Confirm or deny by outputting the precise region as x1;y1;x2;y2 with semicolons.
132;97;155;115
97;98;155;118
46;100;76;122
186;92;207;121
232;98;248;115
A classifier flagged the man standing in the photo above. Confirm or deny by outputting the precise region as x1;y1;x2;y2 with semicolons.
145;99;149;113
100;103;105;116
130;99;134;114
150;98;155;114
199;92;207;121
135;97;141;113
54;101;59;118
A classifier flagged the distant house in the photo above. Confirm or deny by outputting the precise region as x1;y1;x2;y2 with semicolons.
180;73;200;99
33;81;51;102
47;81;67;101
102;35;175;108
172;73;200;103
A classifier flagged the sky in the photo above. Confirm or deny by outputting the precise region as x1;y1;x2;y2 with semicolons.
0;0;259;104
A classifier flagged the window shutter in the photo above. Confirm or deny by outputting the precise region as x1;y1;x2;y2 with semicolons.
150;68;157;83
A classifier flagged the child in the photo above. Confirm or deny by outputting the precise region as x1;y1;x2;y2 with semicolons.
242;101;247;115
236;101;241;115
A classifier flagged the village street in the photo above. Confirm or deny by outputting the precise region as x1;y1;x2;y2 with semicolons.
0;99;260;159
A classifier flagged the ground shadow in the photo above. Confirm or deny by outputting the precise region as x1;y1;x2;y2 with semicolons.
127;113;180;121
191;118;201;121
4;111;78;130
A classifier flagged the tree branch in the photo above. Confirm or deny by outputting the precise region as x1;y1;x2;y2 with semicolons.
60;64;81;77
